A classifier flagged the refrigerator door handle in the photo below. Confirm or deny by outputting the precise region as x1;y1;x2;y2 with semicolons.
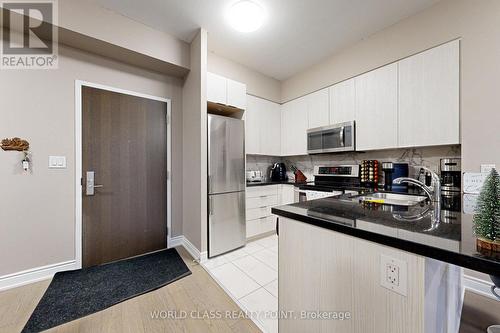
208;175;212;193
209;197;214;215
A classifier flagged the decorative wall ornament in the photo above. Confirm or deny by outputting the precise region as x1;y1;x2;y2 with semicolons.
1;137;30;151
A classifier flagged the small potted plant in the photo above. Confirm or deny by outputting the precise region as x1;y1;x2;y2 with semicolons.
473;168;500;252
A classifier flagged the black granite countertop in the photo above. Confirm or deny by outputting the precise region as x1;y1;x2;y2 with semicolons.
246;180;309;187
272;194;500;277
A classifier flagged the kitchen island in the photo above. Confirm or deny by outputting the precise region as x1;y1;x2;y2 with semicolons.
272;194;499;333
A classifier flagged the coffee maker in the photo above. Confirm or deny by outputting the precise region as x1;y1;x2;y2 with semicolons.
440;158;461;193
270;163;288;181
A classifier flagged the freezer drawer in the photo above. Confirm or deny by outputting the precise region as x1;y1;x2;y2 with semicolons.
208;191;246;257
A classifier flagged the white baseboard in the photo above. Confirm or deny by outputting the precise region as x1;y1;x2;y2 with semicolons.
0;260;77;292
0;235;201;292
168;235;203;262
464;274;499;301
168;235;184;248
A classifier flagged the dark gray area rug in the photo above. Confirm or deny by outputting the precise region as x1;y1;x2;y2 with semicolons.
22;248;191;333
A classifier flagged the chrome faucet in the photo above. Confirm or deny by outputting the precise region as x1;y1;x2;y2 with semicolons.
393;167;441;204
393;167;442;228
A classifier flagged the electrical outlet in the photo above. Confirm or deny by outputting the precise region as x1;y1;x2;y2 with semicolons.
380;254;407;296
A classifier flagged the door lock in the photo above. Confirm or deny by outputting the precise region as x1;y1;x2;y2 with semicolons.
86;171;104;196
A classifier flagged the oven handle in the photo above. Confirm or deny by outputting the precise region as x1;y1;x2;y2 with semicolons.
339;126;345;147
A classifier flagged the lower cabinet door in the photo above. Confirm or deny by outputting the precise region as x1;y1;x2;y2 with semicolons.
246;218;262;238
262;216;276;234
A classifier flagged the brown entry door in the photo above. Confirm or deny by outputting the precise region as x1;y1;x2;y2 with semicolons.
82;86;168;268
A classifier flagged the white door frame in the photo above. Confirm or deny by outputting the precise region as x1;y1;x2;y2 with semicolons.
74;80;172;269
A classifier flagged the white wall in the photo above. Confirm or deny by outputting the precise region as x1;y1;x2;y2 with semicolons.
208;52;281;103
58;0;190;70
0;42;184;277
182;29;208;254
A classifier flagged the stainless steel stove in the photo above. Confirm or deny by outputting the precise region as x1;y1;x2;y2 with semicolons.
295;165;362;202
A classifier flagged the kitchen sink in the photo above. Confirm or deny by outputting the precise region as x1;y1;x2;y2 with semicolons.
355;192;428;206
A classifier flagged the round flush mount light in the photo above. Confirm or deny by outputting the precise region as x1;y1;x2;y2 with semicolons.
226;0;266;33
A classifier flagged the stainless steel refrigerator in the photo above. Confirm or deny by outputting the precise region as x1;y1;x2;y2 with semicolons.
208;114;246;258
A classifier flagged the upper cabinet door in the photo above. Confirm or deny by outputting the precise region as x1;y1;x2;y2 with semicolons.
307;88;329;129
261;101;281;156
245;96;281;156
227;79;247;110
245;95;262;154
281;97;308;156
329;79;356;124
207;72;227;105
355;63;398;151
398;40;460;147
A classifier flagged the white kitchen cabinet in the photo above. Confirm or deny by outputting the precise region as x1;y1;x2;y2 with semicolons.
355;63;398;150
226;78;247;109
246;185;279;238
207;72;227;105
306;88;329;129
279;184;296;205
281;97;308;156
245;95;281;155
245;96;263;154
398;40;460;147
262;101;281;156
329;78;356;124
207;72;247;109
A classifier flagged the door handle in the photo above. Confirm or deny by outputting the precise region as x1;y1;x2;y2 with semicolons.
86;171;104;196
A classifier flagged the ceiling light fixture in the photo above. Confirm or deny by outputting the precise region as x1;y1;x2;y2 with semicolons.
226;0;266;33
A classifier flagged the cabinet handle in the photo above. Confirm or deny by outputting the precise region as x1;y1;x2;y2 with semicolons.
276;217;279;236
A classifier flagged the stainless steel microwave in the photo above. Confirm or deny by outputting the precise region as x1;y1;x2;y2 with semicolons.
307;121;355;154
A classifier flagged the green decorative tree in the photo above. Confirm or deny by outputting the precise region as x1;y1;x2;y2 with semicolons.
473;168;500;242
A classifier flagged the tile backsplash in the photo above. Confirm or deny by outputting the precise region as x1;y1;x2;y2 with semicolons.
247;145;461;182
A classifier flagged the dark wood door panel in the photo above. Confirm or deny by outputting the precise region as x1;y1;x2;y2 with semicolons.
82;86;167;268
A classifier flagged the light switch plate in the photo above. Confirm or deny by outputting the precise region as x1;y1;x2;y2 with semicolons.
380;254;407;296
463;173;487;194
481;164;496;173
49;156;66;169
463;194;479;214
